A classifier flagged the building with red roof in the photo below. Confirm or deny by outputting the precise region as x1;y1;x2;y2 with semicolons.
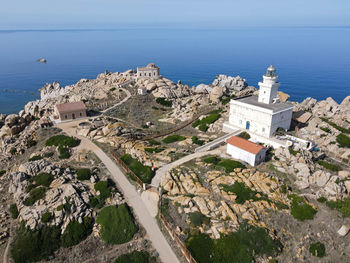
54;101;87;122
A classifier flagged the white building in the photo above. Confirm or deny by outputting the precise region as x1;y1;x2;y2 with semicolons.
137;63;160;79
226;136;266;166
138;86;147;96
223;65;293;138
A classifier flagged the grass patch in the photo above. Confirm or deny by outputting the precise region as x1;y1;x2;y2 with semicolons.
288;194;317;221
326;197;350;217
148;139;161;146
61;217;93;247
219;95;236;105
309;242;326;258
9;204;19;219
192;113;221;132
28;155;43;162
336;133;350;148
186;223;282;263
94;180;113;201
320;127;331;133
192;136;205;146
320;117;350;134
97;204;138;244
45;135;80;147
156;97;172;107
162;134;186;144
76;168;92;181
114;251;152;263
58;146;71;159
317;160;340;172
32;173;54;187
144;147;164;153
188;212;210;227
23;187;47;206
121;154;154;183
217;159;246;172
41;212;53;223
220;181;269;204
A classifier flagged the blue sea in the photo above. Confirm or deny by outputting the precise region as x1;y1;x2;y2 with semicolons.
0;27;349;114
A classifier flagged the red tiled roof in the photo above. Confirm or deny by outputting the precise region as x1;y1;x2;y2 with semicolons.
56;101;86;113
226;136;264;155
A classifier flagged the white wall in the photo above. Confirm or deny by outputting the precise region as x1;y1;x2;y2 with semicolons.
227;144;258;166
270;109;293;136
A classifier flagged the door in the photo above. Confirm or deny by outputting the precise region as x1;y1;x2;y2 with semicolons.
246;121;250;130
72;113;76;119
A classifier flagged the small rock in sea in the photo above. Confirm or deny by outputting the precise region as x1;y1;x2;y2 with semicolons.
36;58;47;63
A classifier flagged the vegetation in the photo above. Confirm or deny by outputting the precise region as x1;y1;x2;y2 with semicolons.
41;212;53;223
76;168;92;181
220;181;269;204
58;146;71;159
317;197;327;203
309;242;326;258
11;223;61;263
326;197;350;217
203;156;221;165
94;180;113;206
188;212;210;227
320;117;350;134
288;147;299;156
121;154;154;183
45;135;80;147
320;127;331;133
28;155;43;162
162;134;186;144
110;87;116;92
238;131;251;140
336;133;350;148
148;139;161;146
9;204;19;219
144;147;164;153
203;156;246;172
192;136;205;146
23;187;47;206
317;160;341;172
26;139;37;148
10;147;16;155
186;224;282;263
219;94;236;105
0;170;6;177
43;152;54;158
114;251;152;263
156;97;172;107
192;113;221;132
97;204;138;244
288;194;317;221
61;217;93;247
33;173;54;187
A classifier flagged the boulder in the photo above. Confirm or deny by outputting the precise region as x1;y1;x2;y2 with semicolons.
210;86;225;102
337;225;350;236
277;91;290;102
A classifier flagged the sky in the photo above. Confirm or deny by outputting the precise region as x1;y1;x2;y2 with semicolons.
0;0;350;29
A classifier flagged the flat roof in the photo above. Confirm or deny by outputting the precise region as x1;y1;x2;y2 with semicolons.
226;136;264;155
56;101;86;113
231;95;293;113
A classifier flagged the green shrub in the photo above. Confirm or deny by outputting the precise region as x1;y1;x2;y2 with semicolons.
217;159;246;172
148;139;161;146
320;118;350;134
162;135;186;144
220;182;269;204
41;212;53;223
220;95;236;105
192;119;201;128
26;139;37;148
198;124;208;132
288;148;299;156
57;204;64;211
203;156;220;165
76;168;92;181
320;127;331;133
192;136;205;146
58;146;71;159
28;155;43;162
309;242;326;258
144;147;164;153
45;135;80;147
156;97;172;107
11;223;61;263
317;197;327;203
24;187;47;206
43;152;54;158
9;204;19;219
193;113;221;131
186;232;214;263
110;87;116;92
114;251;151;263
336;133;350;148
317;160;341;172
97;204;138;244
238;132;251;140
33;173;54;187
289;194;317;221
326;197;350;217
61;217;93;247
10;147;16;155
121;154;154;183
0;170;6;177
94;180;113;200
188;212;210;227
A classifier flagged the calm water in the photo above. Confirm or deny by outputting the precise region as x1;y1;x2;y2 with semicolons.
0;27;349;114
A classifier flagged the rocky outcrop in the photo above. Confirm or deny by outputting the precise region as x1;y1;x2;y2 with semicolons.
0;113;33;138
212;75;247;92
39;82;67;100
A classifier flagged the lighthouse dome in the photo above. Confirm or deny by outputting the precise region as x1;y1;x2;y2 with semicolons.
265;65;277;77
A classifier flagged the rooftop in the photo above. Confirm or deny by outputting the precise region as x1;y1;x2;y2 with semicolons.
137;63;159;71
56;101;86;113
232;95;293;112
226;136;264;155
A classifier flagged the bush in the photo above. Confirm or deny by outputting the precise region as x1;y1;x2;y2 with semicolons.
10;147;16;155
317;197;327;203
94;180;113;200
41;212;53;223
320;118;350;134
45;135;80;147
76;168;92;181
309;242;326;258
220;95;236;105
156;97;172;107
26;139;37;148
9;204;19;219
114;251;151;263
43;152;54;158
336;133;350;148
203;156;220;165
24;187;47;206
189;212;210;227
33;173;54;187
192;136;205;146
28;155;43;162
11;223;61;263
198;124;209;132
0;170;6;177
220;181;269;204
317;160;340;172
148;139;161;146
326;197;350;217
121;154;154;183
144;147;164;153
289;194;317;221
288;148;299;156
61;217;93;247
193;113;221;130
110;87;116;92
58;146;71;159
320;127;331;133
162;135;186;144
217;159;246;173
97;204;138;244
238;132;251;140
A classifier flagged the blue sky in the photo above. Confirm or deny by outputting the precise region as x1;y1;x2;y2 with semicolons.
1;0;350;29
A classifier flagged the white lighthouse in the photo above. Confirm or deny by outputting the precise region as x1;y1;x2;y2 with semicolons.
258;65;280;104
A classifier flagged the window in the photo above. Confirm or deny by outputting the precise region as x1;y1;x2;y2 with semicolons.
65;115;68;119
149;73;151;76
80;112;82;117
262;127;265;132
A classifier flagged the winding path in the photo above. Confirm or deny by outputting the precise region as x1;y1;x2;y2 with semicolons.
57;121;180;263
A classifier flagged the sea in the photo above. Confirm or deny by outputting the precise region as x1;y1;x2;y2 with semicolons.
0;27;349;114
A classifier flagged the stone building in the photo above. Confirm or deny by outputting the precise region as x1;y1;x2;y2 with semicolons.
137;63;160;79
226;136;266;166
138;86;147;96
54;101;87;122
223;65;293;138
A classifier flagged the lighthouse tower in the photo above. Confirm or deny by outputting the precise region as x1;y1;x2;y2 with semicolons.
258;65;280;104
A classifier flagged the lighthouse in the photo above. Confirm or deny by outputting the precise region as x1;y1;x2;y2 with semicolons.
258;65;281;104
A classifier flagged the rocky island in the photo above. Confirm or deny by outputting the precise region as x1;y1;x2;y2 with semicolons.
0;63;349;263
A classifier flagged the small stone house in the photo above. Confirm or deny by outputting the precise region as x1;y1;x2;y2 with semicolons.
137;63;160;79
54;101;87;122
138;87;147;96
226;136;266;166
